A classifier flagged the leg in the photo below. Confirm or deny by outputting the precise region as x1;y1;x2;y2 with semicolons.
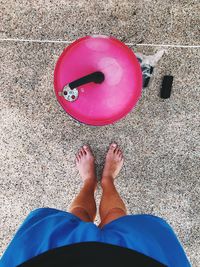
69;145;97;222
99;143;127;228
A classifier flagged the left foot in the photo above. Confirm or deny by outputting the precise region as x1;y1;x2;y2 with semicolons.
76;145;97;184
101;143;124;187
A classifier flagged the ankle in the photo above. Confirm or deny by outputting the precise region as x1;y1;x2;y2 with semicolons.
101;176;114;188
84;178;97;188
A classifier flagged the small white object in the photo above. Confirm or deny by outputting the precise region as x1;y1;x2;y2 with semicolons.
62;85;79;102
135;50;166;67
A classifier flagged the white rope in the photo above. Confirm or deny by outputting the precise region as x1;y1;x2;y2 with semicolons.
0;37;199;48
0;38;72;44
130;43;200;48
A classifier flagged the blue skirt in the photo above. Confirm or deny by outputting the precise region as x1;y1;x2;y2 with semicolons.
0;208;191;267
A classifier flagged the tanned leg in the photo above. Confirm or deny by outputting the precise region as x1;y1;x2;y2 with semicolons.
99;143;127;228
69;145;97;222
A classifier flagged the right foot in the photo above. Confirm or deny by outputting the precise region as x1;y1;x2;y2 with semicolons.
76;145;97;185
101;143;124;186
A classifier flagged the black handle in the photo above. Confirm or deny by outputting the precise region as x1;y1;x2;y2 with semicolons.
69;71;105;89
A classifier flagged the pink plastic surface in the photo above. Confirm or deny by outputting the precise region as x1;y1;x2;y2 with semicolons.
54;35;142;126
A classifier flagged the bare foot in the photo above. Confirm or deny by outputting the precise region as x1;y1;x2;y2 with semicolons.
101;143;124;186
76;145;97;184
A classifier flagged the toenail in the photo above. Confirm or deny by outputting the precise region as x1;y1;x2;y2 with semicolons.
111;143;117;147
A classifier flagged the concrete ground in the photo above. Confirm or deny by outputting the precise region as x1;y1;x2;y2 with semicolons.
0;0;199;266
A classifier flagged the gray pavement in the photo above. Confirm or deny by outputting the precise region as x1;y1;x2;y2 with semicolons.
0;0;199;266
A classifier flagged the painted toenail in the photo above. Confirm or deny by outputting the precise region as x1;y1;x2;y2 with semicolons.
112;143;117;147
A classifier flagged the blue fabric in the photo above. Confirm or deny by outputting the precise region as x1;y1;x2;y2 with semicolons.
0;208;191;267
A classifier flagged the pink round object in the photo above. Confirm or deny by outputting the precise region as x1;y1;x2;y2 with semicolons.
54;35;142;126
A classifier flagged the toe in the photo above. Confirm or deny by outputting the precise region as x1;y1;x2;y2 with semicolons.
75;156;79;164
79;150;83;157
119;154;123;161
83;145;91;154
81;147;86;155
76;152;80;159
119;152;123;157
117;147;123;155
115;147;121;154
83;145;95;162
109;143;117;152
76;154;80;162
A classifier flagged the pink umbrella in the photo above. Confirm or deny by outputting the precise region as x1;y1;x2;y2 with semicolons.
54;35;142;126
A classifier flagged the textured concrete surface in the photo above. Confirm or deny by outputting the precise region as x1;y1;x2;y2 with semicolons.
0;0;200;266
1;0;199;44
